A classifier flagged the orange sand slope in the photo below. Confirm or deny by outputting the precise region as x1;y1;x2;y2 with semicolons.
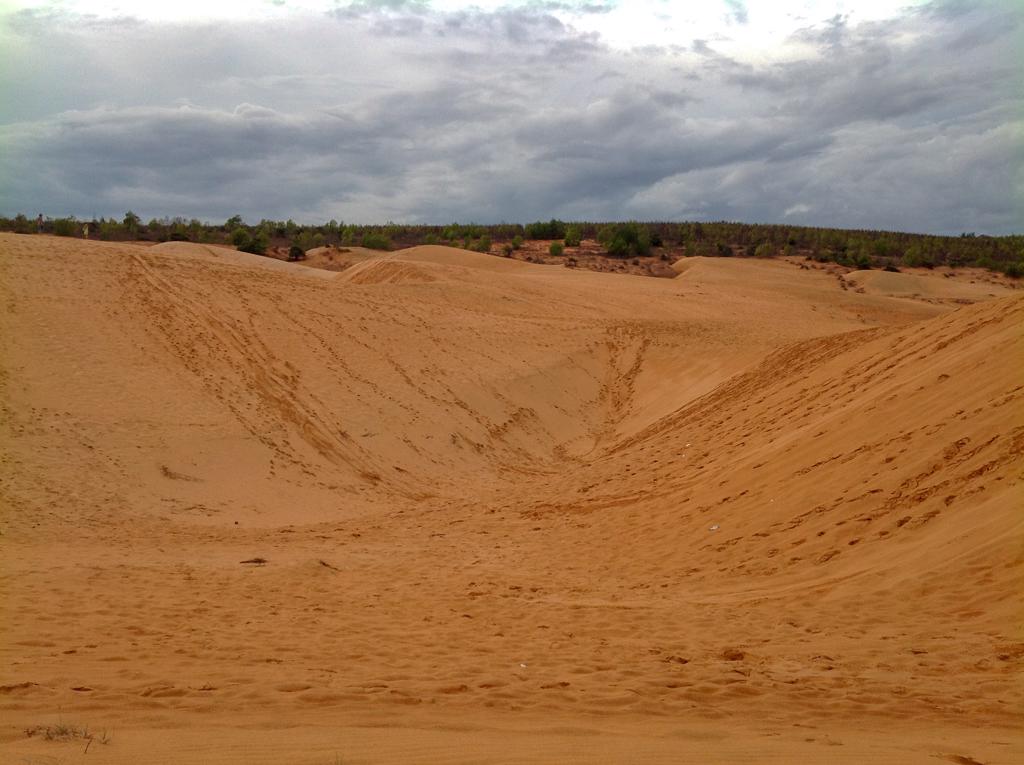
843;267;1015;303
1;233;1021;764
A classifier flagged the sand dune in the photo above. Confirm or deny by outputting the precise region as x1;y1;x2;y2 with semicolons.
297;246;384;273
151;241;340;280
1;232;1021;764
843;267;1015;303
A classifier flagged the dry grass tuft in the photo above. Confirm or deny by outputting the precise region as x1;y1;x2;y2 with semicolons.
25;721;112;750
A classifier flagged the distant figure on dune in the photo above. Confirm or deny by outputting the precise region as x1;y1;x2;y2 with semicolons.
83;223;89;239
36;214;42;233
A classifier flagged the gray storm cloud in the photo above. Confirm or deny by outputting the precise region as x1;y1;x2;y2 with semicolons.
0;1;1020;233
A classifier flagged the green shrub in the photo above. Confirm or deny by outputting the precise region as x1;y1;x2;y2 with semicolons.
1002;261;1023;279
238;231;267;255
361;232;391;250
96;220;122;240
754;242;773;258
52;217;77;237
564;225;582;247
288;245;306;261
511;235;523;250
525;219;566;240
902;249;935;268
597;222;651;258
11;214;33;234
549;241;565;257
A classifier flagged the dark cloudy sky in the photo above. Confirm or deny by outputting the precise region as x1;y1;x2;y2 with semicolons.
1;1;1020;233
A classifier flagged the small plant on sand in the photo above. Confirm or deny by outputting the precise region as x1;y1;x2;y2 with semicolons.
511;235;523;250
288;245;306;262
26;721;112;750
549;241;565;257
563;225;582;247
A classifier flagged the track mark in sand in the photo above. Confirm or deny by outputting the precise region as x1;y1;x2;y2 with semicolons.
0;682;39;694
591;323;651;446
121;252;383;481
159;464;201;482
937;755;987;765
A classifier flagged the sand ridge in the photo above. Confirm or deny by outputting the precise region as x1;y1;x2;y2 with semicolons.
1;232;1021;763
842;267;1016;303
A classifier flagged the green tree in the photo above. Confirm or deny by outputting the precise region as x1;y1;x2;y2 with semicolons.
123;210;141;234
597;222;651;258
564;225;582;247
525;219;566;240
13;213;32;234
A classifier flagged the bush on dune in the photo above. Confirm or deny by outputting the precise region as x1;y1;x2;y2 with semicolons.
361;232;391;251
233;229;268;255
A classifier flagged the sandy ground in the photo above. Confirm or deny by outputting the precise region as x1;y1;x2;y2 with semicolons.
1;234;1021;764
